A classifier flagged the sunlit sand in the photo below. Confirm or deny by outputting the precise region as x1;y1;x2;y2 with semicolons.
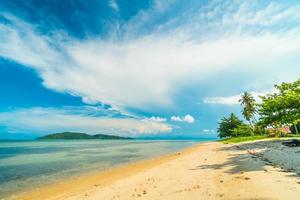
13;141;300;200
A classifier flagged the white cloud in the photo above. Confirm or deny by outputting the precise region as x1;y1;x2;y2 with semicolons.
203;95;241;106
170;116;181;122
171;114;195;123
0;107;172;136
183;115;195;123
0;1;300;112
147;116;167;122
203;90;276;106
203;129;215;133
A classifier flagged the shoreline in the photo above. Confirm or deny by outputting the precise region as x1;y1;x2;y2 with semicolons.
11;140;300;200
11;142;202;200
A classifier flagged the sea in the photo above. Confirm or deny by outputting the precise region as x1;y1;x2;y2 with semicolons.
0;139;214;198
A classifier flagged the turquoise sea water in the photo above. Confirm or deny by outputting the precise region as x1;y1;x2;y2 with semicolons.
0;139;212;198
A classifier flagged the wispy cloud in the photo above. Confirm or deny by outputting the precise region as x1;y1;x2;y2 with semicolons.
0;1;300;113
0;107;172;136
171;115;195;123
203;95;242;106
108;0;119;12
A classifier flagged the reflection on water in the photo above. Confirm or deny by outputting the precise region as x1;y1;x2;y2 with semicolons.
0;139;210;198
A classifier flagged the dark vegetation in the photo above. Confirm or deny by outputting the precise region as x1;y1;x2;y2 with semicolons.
36;132;133;140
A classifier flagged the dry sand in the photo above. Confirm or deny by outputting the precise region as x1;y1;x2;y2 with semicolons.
12;141;300;200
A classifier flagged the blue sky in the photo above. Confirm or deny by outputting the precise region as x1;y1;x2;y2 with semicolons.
0;0;300;139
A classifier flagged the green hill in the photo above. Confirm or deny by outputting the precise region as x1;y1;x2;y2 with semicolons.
93;134;133;140
36;132;133;140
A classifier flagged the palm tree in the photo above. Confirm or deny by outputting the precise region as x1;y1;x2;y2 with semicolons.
239;92;256;128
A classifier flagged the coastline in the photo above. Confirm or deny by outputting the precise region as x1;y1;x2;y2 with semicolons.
10;142;201;200
12;141;300;200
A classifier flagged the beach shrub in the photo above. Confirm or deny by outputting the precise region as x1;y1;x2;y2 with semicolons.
253;125;269;135
231;125;253;137
273;129;288;137
266;127;292;137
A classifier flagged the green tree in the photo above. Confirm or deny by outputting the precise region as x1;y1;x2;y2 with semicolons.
258;79;300;133
218;113;244;138
239;92;257;128
232;124;253;137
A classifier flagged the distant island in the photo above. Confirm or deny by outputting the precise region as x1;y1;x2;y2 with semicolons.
36;132;134;140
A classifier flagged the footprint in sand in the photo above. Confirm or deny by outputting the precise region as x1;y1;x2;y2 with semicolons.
192;185;200;189
235;176;250;180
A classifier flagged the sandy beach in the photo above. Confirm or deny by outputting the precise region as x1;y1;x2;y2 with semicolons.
12;140;300;200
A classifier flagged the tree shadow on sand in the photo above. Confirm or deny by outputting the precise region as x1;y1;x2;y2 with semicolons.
190;145;267;174
190;140;300;177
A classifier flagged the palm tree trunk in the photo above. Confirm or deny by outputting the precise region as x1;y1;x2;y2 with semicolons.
253;115;258;124
248;120;254;130
294;123;299;134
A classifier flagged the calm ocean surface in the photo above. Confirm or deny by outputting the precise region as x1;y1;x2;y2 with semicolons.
0;139;213;198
